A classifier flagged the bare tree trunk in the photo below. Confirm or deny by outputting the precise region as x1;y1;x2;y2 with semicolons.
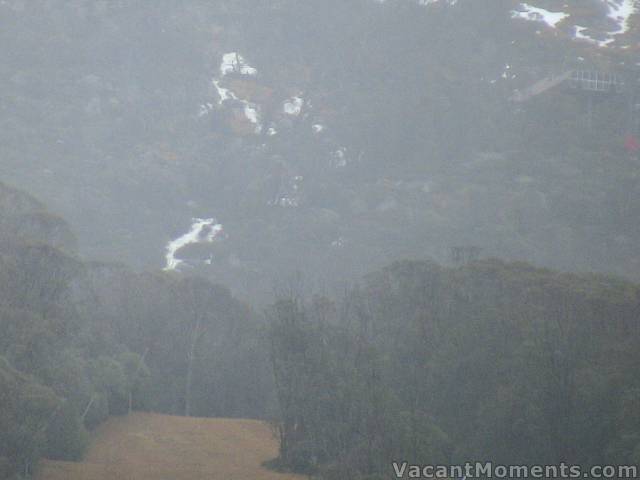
81;395;96;420
185;317;201;417
129;348;149;414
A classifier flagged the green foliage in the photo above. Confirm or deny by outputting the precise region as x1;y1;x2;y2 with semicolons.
90;356;129;415
47;350;92;411
116;351;152;411
0;183;272;474
44;401;88;461
0;192;266;472
268;259;640;478
3;2;640;474
3;0;640;307
0;356;61;477
82;393;109;431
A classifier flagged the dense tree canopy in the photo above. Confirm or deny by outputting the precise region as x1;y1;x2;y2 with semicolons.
0;182;272;477
268;259;640;478
2;2;640;478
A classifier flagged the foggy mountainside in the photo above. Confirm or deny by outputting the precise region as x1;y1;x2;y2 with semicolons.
3;0;640;301
2;1;640;479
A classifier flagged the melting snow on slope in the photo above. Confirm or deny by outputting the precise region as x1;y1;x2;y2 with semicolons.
220;52;258;76
499;64;517;81
198;52;263;131
164;218;223;271
575;25;596;43
212;79;237;105
573;25;612;46
511;3;569;28
604;0;637;35
331;237;345;248
244;104;262;132
572;0;637;48
198;102;215;117
283;96;304;116
331;148;348;168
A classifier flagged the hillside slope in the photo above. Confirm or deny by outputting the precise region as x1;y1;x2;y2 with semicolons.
36;413;304;480
3;0;640;303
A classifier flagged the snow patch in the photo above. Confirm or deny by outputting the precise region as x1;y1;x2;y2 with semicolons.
331;148;348;168
164;218;223;271
283;96;304;116
499;64;517;81
574;25;610;46
568;1;636;47
198;54;263;131
605;0;637;35
244;104;261;129
511;3;569;28
331;237;345;248
198;102;215;117
220;52;258;76
212;79;237;105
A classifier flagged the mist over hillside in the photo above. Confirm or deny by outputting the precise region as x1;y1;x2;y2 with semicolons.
2;0;640;302
3;2;640;478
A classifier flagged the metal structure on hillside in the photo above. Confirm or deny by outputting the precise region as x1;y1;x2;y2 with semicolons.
567;70;625;93
510;67;636;132
511;69;627;103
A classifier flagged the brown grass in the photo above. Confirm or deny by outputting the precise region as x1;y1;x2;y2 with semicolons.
35;412;306;480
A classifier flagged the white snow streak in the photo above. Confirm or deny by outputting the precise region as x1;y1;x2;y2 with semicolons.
220;52;258;76
164;218;223;271
574;25;610;46
283;96;304;116
604;0;637;35
572;0;637;48
511;3;569;28
199;53;263;131
212;79;237;105
244;104;262;133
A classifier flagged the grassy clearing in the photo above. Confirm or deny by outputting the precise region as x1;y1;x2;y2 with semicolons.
36;412;305;480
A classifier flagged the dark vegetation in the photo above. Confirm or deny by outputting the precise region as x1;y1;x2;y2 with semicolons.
0;182;272;478
268;260;640;479
2;1;640;479
1;179;639;479
2;1;640;303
